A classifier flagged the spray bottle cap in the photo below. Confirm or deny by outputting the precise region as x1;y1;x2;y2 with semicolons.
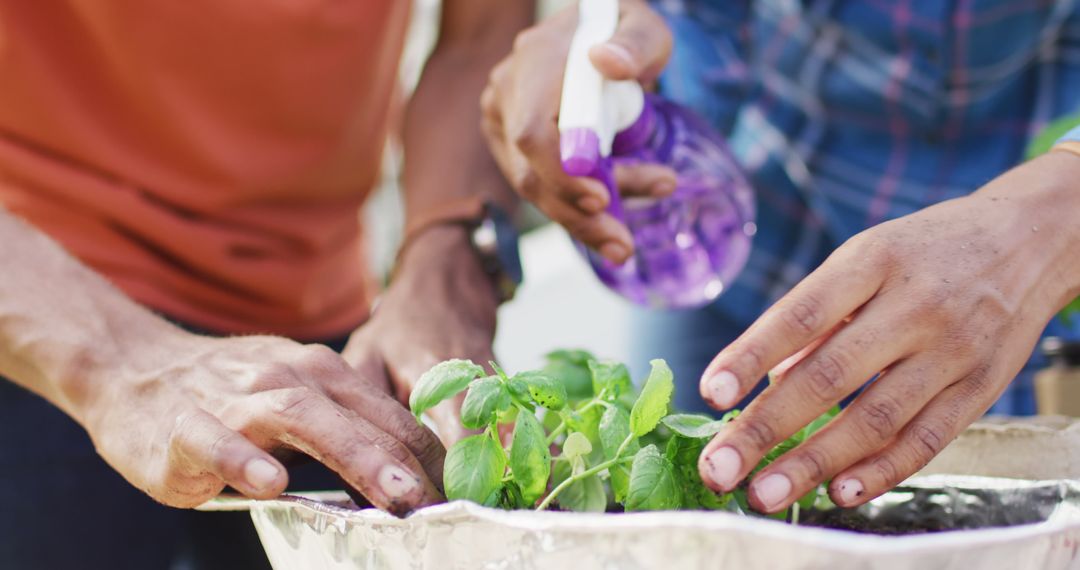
558;0;645;176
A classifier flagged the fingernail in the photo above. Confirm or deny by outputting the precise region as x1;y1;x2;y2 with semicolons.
702;446;742;490
652;180;676;196
599;242;630;264
244;459;280;492
706;370;740;409
378;464;420;499
599;42;636;69
837;478;865;505
753;473;793;511
577;195;606;213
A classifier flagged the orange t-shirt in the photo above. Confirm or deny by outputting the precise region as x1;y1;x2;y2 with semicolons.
0;1;410;340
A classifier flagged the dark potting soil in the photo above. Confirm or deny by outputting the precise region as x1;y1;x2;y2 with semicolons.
800;509;952;535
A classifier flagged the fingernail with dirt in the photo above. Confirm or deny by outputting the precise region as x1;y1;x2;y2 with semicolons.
705;370;739;409
701;446;742;490
379;464;421;500
837;478;864;505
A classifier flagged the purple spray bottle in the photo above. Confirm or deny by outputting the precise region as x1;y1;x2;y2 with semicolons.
558;0;756;309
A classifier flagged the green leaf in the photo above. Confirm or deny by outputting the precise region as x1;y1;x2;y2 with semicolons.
609;464;631;503
664;436;730;511
545;349;597;365
599;406;639;459
625;445;681;511
799;406;840;440
543;350;596;401
566;406;603;449
513;371;568;410
551;461;606;513
497;480;529;509
563;432;593;459
460;376;511;430
409;359;484;420
1027;112;1080;159
629;359;675;437
588;360;632;399
661;414;729;439
444;434;505;506
509;411;551;505
1063;297;1080;325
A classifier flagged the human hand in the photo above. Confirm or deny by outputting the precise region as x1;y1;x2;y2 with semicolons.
480;0;676;264
696;152;1080;513
77;331;446;516
342;225;499;445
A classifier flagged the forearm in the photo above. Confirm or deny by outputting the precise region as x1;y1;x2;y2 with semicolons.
401;1;534;221
0;208;180;423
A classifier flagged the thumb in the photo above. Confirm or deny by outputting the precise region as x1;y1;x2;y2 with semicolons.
588;0;673;83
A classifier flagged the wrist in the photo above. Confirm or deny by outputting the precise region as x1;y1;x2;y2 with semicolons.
981;152;1080;312
392;224;501;321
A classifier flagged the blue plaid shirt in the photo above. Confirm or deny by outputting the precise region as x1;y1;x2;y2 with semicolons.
653;0;1080;414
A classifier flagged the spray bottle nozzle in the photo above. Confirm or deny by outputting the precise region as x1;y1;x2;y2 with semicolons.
558;0;645;178
560;128;601;176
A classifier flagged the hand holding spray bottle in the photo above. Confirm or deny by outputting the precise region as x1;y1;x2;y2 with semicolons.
558;0;756;309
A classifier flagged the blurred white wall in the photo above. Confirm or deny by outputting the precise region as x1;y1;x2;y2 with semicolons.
364;0;635;371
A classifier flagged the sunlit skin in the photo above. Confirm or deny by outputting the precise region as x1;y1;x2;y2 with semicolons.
482;0;1080;514
0;0;532;516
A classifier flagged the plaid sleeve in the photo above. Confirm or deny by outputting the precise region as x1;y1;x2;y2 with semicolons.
651;0;752;134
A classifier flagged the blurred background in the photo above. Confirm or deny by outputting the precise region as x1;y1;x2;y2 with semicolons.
365;0;645;374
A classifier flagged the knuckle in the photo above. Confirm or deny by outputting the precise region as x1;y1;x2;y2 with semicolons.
961;363;994;397
871;454;903;486
907;422;947;464
911;282;957;324
486;59;509;91
793;446;831;482
512;168;542;199
367;430;413;464
206;433;241;475
855;395;903;442
735;416;777;452
267;386;318;420
512;27;541;53
802;350;850;404
479;85;498;119
299;344;345;369
780;296;824;337
252;362;301;391
512;128;542;157
731;342;766;379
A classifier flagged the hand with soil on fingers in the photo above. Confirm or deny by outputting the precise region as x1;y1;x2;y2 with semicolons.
696;151;1080;513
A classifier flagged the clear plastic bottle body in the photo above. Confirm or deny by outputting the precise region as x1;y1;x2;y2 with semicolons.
583;95;756;309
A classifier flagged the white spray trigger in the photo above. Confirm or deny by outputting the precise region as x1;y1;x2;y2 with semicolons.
558;0;645;159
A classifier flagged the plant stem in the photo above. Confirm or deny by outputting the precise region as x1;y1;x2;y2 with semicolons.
544;397;605;446
545;422;567;446
535;432;636;511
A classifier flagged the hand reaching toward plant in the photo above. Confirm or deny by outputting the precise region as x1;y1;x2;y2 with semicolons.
0;209;445;517
696;151;1080;514
84;333;447;516
343;225;500;445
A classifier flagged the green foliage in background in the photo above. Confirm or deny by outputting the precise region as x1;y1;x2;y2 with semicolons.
410;349;836;519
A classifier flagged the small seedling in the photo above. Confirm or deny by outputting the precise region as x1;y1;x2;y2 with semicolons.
410;350;836;517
